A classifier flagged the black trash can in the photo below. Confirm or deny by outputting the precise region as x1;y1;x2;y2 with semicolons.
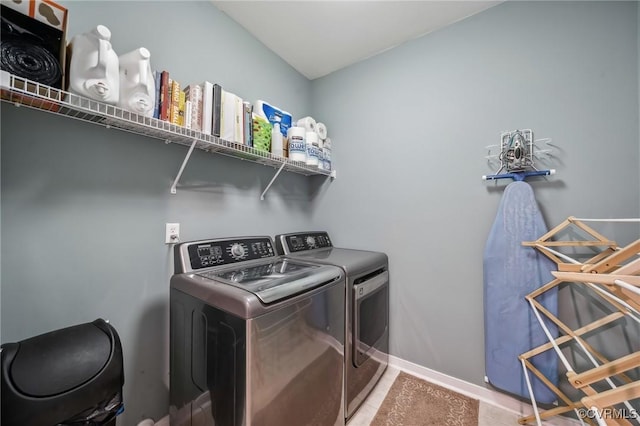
1;318;125;426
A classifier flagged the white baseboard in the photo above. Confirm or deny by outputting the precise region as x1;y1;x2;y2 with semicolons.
389;355;581;426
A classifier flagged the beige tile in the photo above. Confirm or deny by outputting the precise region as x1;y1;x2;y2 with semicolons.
479;401;522;426
347;401;380;426
364;367;401;408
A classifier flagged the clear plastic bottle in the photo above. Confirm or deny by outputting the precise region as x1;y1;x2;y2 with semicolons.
271;122;284;157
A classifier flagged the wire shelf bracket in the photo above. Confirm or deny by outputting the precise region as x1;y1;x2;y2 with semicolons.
171;139;198;194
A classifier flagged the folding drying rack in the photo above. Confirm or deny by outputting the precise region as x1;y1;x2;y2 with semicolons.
519;217;640;426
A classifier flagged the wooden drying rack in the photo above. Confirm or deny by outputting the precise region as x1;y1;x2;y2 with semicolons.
518;217;640;426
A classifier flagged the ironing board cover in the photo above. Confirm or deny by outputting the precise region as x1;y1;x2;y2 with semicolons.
483;181;558;404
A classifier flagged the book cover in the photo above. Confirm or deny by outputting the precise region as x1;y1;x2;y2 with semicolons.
152;70;161;119
212;83;222;137
183;84;202;132
178;90;185;127
170;79;180;125
220;89;235;142
243;101;253;147
159;71;169;121
167;78;173;121
184;100;192;129
200;81;213;135
234;94;243;145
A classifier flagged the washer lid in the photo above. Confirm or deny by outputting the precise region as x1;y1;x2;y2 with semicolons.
196;259;341;304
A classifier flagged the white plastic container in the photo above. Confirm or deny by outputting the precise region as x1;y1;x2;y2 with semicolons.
287;126;306;162
271;122;284;157
118;47;155;117
305;131;319;167
68;25;119;104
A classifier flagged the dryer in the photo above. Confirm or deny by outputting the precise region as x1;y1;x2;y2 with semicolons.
170;236;346;426
275;232;389;421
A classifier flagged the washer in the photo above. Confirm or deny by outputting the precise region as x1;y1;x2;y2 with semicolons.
275;232;389;421
170;236;346;426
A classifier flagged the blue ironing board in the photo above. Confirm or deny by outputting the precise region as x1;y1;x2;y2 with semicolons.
483;181;558;404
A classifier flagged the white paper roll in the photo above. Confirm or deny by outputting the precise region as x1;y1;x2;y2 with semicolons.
305;131;319;166
297;116;316;132
316;122;327;140
287;126;307;162
323;137;332;150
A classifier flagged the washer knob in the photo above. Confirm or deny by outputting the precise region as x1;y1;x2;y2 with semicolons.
306;236;316;248
230;243;246;258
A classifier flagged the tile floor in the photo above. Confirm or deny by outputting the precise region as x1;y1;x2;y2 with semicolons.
346;367;558;426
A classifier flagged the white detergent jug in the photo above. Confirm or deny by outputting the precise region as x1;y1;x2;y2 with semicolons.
118;47;155;117
68;25;119;104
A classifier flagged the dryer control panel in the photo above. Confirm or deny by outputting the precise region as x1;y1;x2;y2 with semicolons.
278;232;333;254
181;237;276;271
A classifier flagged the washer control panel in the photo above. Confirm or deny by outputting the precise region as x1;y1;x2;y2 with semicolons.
187;237;275;270
284;232;332;253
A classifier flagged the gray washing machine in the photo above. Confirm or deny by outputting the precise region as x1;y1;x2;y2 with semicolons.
170;236;346;426
275;232;389;421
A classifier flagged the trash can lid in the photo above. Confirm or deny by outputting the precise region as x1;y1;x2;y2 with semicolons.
10;322;112;397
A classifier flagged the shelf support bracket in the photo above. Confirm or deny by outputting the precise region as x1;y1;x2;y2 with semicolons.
171;139;198;194
260;162;286;200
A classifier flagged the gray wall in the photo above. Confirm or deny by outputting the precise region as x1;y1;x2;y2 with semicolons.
310;0;640;389
1;1;639;424
1;2;317;424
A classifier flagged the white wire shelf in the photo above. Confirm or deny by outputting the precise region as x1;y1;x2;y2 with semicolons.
0;71;335;197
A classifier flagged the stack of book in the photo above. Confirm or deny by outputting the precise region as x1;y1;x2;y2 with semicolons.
152;70;254;148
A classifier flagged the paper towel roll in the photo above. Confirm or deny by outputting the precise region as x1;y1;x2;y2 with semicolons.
305;131;319;167
323;137;332;150
323;148;332;171
316;122;327;140
287;126;307;162
297;116;316;132
317;147;325;171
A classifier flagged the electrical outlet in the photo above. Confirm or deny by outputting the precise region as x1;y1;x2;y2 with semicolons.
165;223;180;244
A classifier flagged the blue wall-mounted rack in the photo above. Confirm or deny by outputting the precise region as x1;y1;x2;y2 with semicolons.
482;169;556;182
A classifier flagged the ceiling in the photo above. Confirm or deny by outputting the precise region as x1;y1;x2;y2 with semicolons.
212;1;501;80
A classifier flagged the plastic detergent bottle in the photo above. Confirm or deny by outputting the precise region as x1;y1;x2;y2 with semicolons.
68;25;119;104
117;47;155;117
271;122;284;157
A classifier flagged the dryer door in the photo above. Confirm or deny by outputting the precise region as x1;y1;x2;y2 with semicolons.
352;269;389;366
